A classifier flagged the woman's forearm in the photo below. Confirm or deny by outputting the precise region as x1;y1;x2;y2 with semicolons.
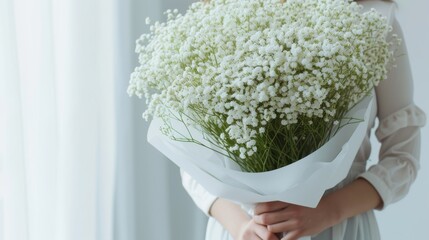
209;198;250;239
322;178;382;223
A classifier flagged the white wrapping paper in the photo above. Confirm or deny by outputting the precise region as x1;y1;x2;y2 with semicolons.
148;94;374;209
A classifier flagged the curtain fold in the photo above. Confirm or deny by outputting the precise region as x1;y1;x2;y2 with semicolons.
1;0;31;239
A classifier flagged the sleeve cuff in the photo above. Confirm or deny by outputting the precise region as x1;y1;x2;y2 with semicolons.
359;171;392;210
198;192;218;217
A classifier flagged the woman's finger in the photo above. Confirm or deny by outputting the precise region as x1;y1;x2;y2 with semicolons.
254;222;279;240
254;201;289;215
254;208;296;225
267;219;300;233
280;229;303;240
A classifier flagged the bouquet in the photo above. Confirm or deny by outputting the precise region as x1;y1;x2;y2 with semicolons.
129;0;397;225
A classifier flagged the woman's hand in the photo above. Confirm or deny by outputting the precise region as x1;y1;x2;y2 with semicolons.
236;219;279;240
253;200;339;240
209;198;279;240
253;179;382;240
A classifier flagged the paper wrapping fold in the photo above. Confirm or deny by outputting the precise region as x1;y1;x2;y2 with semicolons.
148;95;373;208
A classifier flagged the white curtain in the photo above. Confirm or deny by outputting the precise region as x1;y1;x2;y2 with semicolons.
0;0;206;239
0;0;117;239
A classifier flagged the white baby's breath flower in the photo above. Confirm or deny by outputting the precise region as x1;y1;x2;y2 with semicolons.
129;0;396;172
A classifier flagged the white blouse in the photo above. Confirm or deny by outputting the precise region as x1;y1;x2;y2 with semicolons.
181;1;426;239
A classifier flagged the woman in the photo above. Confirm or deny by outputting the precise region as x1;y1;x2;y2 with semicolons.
181;0;426;239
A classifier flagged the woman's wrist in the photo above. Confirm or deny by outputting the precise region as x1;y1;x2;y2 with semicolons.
318;192;344;228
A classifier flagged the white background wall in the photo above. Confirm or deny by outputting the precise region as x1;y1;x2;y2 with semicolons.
374;0;429;239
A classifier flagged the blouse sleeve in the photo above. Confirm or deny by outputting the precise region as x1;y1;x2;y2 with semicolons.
359;17;426;210
180;169;218;216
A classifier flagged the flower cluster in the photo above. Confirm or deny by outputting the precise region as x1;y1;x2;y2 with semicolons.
129;0;397;172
